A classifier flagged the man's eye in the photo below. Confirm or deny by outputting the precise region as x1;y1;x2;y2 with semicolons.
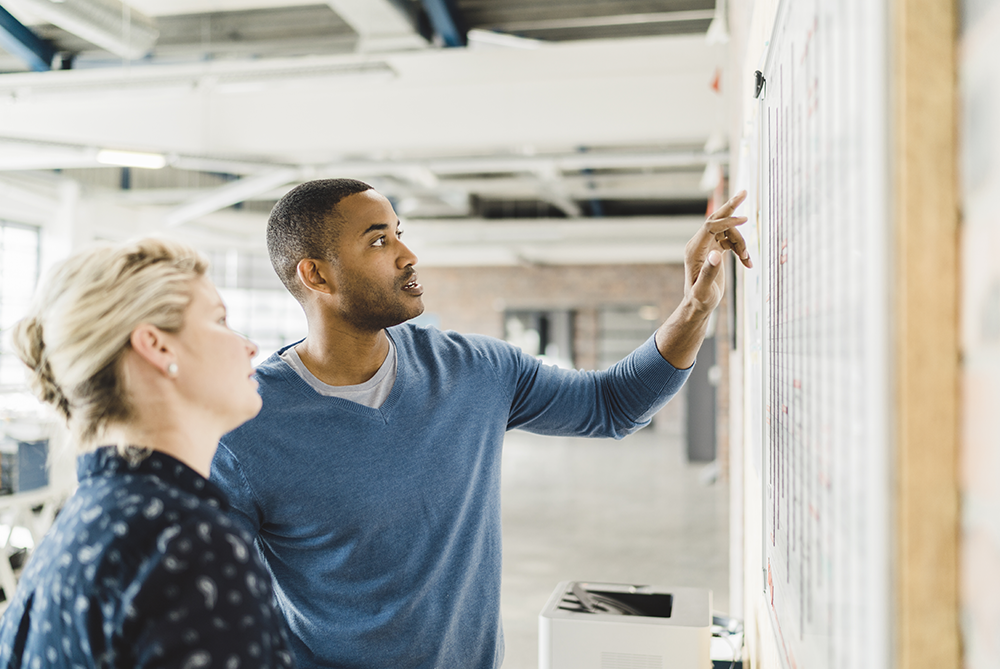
372;236;386;247
396;228;404;238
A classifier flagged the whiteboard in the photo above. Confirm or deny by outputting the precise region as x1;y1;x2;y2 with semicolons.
742;1;892;667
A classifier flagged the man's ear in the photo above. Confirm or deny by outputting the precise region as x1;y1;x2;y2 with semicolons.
129;324;174;376
296;259;336;296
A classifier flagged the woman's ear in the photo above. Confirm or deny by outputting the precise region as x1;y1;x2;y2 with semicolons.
296;259;336;296
129;324;175;376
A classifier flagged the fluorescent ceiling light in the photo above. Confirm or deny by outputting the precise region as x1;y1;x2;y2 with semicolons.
96;149;166;169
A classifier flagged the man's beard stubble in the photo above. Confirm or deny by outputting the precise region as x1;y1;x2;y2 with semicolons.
336;270;424;332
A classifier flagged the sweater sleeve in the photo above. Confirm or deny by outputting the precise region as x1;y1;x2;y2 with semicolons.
123;518;296;669
210;442;265;538
472;332;692;439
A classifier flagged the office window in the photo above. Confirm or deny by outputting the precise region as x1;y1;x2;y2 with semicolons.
0;223;41;388
207;251;307;363
217;287;307;362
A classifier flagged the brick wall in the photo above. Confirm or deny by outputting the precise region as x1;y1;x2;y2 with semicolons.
418;263;684;342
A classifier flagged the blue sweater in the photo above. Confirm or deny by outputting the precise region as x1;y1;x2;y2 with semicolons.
211;324;690;669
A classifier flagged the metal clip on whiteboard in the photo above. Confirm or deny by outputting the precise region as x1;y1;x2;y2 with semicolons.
754;70;766;99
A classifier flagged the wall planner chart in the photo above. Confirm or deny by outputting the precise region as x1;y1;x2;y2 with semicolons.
746;1;892;667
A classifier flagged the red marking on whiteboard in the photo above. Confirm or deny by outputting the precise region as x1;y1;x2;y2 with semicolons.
800;16;817;66
782;404;788;414
768;562;774;606
793;379;801;389
779;239;789;265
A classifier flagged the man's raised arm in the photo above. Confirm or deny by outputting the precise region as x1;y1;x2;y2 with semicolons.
655;190;751;370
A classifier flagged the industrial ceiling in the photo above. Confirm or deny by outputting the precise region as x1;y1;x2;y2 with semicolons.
0;0;729;266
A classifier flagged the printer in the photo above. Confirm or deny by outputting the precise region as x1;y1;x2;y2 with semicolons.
539;581;712;669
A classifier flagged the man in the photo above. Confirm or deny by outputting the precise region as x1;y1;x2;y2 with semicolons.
211;178;750;668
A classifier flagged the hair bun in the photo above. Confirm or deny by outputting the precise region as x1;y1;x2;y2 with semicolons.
10;317;72;421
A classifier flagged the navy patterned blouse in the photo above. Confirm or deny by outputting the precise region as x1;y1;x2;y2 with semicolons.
0;447;297;668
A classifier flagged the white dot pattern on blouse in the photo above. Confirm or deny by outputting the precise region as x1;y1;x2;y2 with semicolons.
0;448;296;668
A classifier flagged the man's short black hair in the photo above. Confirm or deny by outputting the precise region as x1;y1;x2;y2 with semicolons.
266;178;373;299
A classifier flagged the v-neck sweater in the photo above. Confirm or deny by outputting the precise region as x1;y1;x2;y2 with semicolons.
211;323;690;669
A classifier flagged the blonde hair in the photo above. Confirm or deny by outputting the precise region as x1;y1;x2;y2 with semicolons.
10;238;208;448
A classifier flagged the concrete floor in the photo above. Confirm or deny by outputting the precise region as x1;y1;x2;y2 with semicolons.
498;426;729;669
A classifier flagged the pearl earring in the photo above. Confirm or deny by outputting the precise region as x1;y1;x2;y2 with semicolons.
167;363;178;376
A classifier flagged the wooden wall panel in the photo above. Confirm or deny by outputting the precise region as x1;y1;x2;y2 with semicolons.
892;0;961;667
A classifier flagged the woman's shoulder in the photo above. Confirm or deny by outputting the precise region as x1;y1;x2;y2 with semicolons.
55;471;263;599
0;472;272;667
33;469;242;585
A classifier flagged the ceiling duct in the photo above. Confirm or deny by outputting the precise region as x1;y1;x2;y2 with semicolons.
3;0;158;59
0;58;395;96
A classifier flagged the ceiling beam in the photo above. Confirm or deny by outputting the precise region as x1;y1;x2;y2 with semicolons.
484;10;716;34
0;135;725;176
115;170;706;209
325;0;427;52
404;216;703;266
163;167;301;227
2;0;158;59
0;4;54;71
420;0;465;47
0;36;725;157
312;150;727;180
532;163;582;218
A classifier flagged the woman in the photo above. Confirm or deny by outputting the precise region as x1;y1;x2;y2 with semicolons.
0;238;295;668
